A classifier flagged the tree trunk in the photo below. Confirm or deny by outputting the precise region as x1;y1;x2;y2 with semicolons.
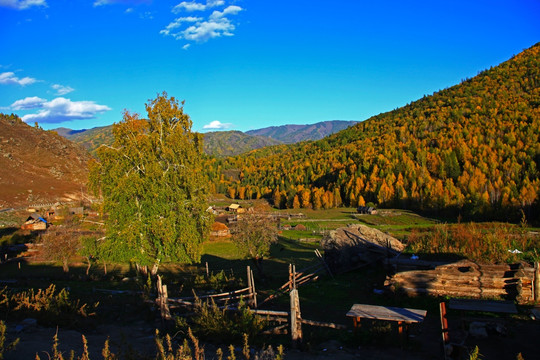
62;259;69;273
103;261;107;275
253;256;265;278
136;263;149;276
151;263;159;276
86;258;91;276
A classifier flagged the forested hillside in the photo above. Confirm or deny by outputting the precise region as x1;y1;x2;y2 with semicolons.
246;120;358;144
209;43;540;221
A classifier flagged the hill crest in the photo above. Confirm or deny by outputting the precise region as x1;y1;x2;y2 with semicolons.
0;114;91;207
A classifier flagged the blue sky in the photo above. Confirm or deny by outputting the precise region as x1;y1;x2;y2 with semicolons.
1;1;539;132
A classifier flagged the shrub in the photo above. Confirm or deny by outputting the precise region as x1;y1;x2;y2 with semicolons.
181;297;267;344
406;222;540;263
0;320;19;360
0;285;97;327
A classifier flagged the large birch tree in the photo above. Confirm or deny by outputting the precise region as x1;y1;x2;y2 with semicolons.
90;92;211;273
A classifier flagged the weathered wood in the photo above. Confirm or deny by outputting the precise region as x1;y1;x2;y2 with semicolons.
262;324;288;335
177;287;251;301
448;299;517;314
247;266;252;302
93;288;141;295
388;258;447;269
161;284;171;320
250;268;257;308
387;260;535;303
290;288;302;344
250;309;289;317
391;272;528;282
534;262;540;302
156;276;171;321
392;278;525;288
300;318;347;329
398;287;533;301
346;304;427;323
315;249;334;278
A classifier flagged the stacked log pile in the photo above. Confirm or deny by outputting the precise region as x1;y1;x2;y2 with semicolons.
385;260;535;303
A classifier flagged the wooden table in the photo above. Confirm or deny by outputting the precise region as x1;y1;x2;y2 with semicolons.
448;299;517;314
346;304;427;340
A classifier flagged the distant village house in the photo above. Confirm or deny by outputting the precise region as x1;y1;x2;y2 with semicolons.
357;206;377;215
210;222;231;238
226;204;245;214
21;213;48;231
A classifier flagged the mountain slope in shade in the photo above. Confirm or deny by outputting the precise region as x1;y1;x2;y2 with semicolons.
203;131;282;157
61;125;114;154
245;120;358;144
0;114;91;207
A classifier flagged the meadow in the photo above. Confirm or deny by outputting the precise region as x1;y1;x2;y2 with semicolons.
0;206;539;359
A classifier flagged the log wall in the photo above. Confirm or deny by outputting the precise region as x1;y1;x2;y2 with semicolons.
385;260;535;303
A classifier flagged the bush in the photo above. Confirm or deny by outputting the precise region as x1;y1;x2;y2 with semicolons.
179;297;267;345
0;285;97;327
406;222;540;263
193;270;240;293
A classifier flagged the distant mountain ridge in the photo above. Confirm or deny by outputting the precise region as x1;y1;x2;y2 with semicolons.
54;120;358;156
246;120;358;144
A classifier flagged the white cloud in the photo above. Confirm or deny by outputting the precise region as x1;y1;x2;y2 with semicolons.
11;96;46;110
182;44;191;50
181;18;235;42
93;0;150;6
0;71;38;86
0;0;47;10
162;3;243;44
210;5;241;19
203;120;232;130
20;97;111;124
160;16;201;35
52;84;75;95
172;0;224;13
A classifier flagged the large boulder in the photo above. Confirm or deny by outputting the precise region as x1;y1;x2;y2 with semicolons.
321;224;404;273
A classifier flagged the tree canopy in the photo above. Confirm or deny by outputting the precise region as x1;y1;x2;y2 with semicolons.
90;93;212;271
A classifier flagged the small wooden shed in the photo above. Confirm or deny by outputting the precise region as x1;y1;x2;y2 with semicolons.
210;222;231;238
226;204;245;213
21;213;47;231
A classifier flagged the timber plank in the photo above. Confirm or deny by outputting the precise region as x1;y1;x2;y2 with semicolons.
346;304;427;323
448;298;517;314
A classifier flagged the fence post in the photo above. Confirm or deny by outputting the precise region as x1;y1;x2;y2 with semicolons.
157;275;171;322
534;262;539;302
247;266;257;308
290;288;302;346
251;268;257;308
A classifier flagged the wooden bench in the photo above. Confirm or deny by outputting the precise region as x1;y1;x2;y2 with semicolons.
346;304;427;342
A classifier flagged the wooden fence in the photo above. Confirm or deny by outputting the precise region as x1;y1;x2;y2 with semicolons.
259;251;333;306
154;264;347;343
